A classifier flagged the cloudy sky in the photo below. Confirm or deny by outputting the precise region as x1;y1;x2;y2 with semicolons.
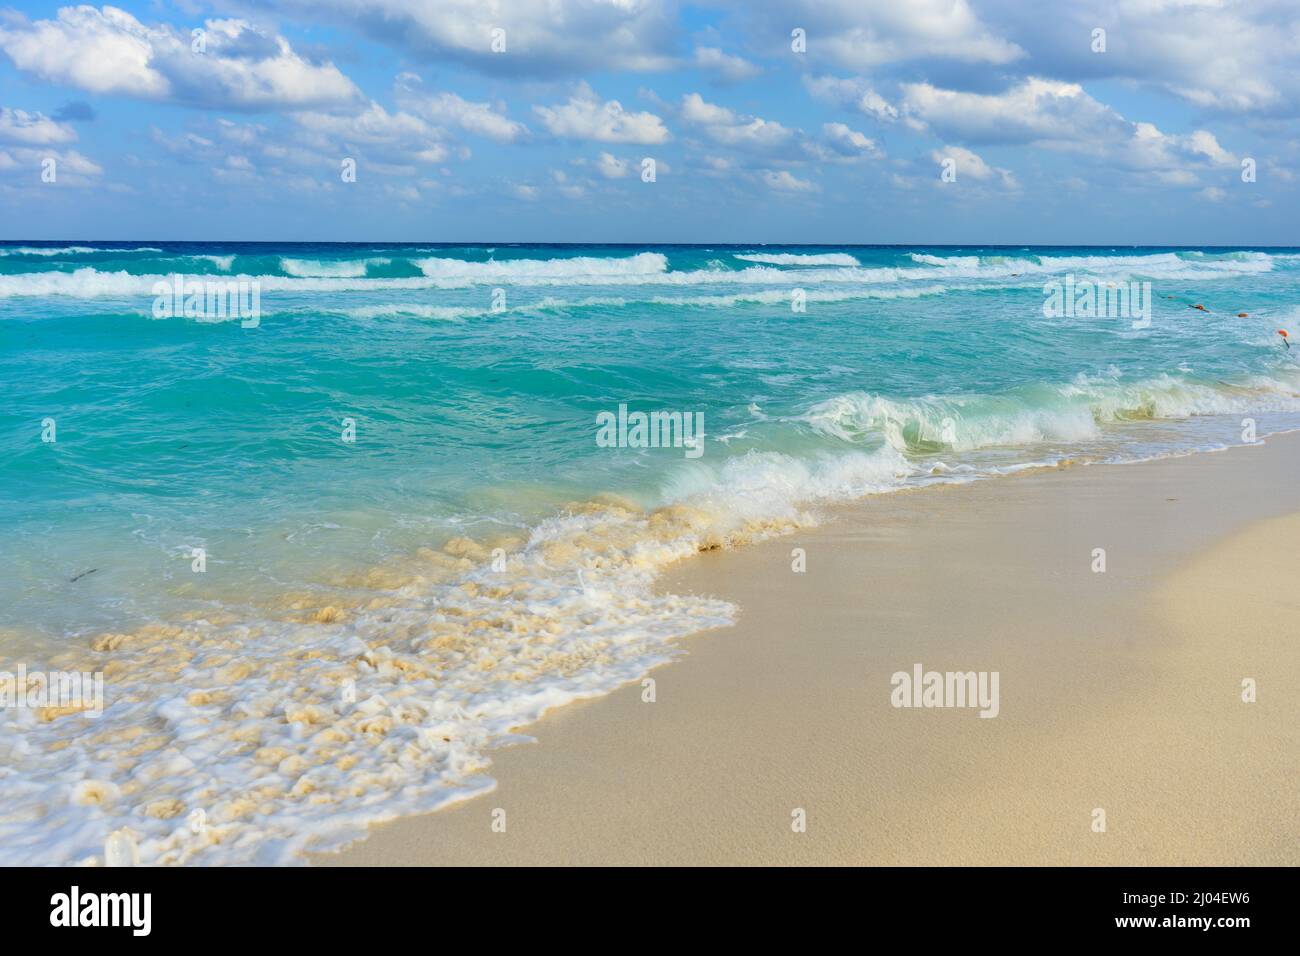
0;1;1295;243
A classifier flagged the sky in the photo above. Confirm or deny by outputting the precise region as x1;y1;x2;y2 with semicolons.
0;0;1296;244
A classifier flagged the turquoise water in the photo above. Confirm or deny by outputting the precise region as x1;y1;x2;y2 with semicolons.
3;243;1299;864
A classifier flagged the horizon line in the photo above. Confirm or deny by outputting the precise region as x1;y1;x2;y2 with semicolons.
1;240;1297;249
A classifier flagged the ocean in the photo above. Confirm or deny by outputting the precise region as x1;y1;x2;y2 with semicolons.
3;242;1299;864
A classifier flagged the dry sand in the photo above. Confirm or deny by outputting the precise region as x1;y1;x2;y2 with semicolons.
318;434;1300;866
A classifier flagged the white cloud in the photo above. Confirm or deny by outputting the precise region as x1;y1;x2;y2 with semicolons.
595;151;629;178
803;75;898;122
765;0;1021;68
930;146;1017;188
905;77;1239;187
980;0;1300;114
395;74;528;143
699;155;734;177
280;0;680;77
534;84;670;144
693;46;759;82
0;107;77;146
761;169;818;193
680;93;794;153
293;102;451;164
551;169;587;199
822;122;883;159
903;78;1121;147
680;92;738;126
0;7;361;111
0;103;100;185
0;145;101;184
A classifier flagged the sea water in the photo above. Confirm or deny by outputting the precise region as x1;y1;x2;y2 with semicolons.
2;242;1298;864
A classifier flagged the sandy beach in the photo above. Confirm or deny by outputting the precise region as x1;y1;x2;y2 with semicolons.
320;433;1300;866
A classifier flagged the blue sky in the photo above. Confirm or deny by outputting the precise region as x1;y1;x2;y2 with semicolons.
0;1;1296;243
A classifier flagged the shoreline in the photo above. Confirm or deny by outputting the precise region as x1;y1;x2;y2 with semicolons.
319;431;1300;866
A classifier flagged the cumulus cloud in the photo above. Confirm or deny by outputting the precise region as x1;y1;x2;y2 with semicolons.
276;0;680;77
395;73;528;143
930;146;1017;188
978;0;1300;114
758;0;1021;68
803;75;899;123
0;104;101;185
293;102;451;163
595;151;630;178
0;106;78;146
0;6;361;111
903;78;1120;147
761;169;818;193
821;122;883;159
0;107;101;186
905;77;1239;186
534;84;670;144
692;46;760;82
0;146;102;181
679;92;795;153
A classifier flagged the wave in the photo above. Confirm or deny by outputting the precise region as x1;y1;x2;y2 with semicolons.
0;245;163;257
908;250;1277;279
6;357;1300;865
4;443;910;864
338;285;954;322
803;371;1300;454
733;252;861;266
281;258;390;278
0;247;1284;300
415;252;668;279
342;303;487;321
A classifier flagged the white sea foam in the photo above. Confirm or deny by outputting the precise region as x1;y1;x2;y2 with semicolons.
1;459;851;864
909;250;1276;279
803;372;1300;454
415;252;669;279
0;246;163;257
733;252;861;266
0;250;1286;299
281;258;390;278
342;303;486;321
337;285;952;322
